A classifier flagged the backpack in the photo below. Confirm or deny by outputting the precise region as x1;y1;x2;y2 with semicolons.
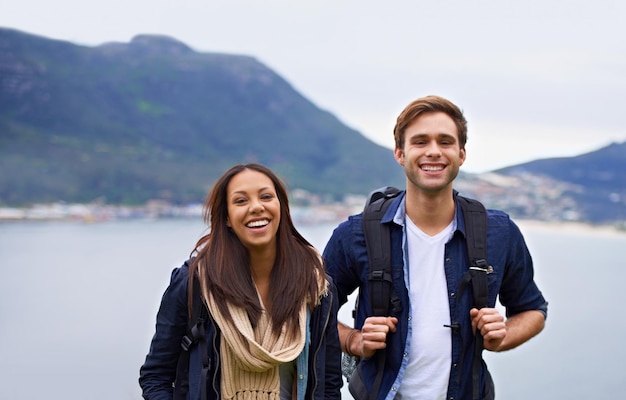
347;186;492;400
174;260;214;400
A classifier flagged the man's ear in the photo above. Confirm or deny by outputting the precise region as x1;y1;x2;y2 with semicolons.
459;147;466;166
394;147;405;166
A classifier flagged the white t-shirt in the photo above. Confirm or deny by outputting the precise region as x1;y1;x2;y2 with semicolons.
397;218;454;400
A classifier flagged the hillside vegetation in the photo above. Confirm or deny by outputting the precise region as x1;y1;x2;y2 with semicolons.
0;28;402;205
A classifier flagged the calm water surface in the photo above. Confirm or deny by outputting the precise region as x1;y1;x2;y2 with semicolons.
0;219;624;399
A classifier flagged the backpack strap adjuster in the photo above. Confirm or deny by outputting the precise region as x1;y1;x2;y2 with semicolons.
180;335;193;351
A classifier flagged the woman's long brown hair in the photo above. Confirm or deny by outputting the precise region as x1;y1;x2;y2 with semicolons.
188;163;325;336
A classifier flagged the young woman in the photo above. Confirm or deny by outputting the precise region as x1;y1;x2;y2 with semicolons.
139;163;342;400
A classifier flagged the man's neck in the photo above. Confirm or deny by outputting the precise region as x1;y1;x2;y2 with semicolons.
404;187;455;236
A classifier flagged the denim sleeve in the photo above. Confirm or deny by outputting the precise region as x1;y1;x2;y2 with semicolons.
323;216;364;308
496;216;549;319
324;278;344;399
139;264;190;400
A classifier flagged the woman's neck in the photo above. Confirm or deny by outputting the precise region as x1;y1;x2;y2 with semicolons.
249;249;276;309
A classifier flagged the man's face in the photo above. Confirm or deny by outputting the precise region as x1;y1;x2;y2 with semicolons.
394;111;466;195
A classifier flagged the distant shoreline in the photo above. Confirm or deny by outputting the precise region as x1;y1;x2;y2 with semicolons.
1;204;624;236
517;219;626;236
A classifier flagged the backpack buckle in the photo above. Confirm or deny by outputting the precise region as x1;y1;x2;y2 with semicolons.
470;259;493;274
180;335;193;351
469;265;493;274
370;270;384;280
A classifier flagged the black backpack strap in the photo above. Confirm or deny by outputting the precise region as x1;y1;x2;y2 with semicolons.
361;186;402;400
363;186;403;317
174;261;210;400
456;194;492;400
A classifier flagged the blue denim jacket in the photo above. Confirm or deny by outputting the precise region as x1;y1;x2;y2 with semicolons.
323;191;548;400
139;262;343;400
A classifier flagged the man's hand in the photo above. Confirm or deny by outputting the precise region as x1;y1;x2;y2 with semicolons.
471;308;546;352
470;307;506;351
357;316;398;358
339;317;398;359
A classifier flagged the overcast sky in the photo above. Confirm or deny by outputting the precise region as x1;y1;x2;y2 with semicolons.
2;0;625;172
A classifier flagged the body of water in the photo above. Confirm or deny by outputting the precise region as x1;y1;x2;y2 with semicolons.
0;218;624;399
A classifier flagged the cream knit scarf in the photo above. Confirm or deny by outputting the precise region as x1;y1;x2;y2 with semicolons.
205;291;307;400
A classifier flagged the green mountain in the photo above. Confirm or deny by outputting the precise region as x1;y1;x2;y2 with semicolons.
0;28;403;206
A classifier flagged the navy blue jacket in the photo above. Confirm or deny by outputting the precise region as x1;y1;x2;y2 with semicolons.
323;192;548;400
139;262;342;399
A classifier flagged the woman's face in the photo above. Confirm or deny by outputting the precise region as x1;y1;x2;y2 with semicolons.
225;169;281;253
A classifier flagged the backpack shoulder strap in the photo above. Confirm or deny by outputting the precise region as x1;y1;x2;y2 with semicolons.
456;194;492;400
359;187;402;400
174;260;210;400
363;186;402;316
456;194;491;307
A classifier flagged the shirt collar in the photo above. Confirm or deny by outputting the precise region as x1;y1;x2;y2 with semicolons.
391;190;462;235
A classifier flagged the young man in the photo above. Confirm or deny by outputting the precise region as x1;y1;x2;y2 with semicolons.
323;95;548;400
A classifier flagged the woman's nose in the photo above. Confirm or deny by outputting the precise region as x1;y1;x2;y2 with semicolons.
249;199;264;213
